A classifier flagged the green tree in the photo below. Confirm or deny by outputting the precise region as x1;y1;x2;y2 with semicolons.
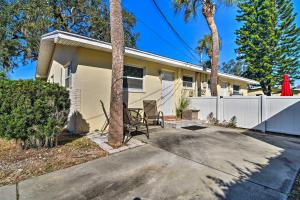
173;0;239;96
221;59;245;76
196;34;221;70
236;0;278;96
273;0;300;86
0;0;139;72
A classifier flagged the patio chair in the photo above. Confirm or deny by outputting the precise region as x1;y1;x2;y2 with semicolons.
143;100;164;128
100;100;109;133
123;105;149;143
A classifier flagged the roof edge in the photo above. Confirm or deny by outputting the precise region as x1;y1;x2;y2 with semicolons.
38;30;259;84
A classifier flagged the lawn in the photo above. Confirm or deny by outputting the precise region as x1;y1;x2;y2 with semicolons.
0;134;106;186
289;172;300;200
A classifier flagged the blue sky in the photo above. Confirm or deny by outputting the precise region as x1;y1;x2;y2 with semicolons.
9;0;300;84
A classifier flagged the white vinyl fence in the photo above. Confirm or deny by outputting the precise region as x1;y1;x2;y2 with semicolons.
189;96;300;136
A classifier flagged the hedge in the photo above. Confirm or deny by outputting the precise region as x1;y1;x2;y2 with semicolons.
0;80;70;148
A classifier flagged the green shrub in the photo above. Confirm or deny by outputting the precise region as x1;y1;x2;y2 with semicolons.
176;98;190;119
0;80;70;149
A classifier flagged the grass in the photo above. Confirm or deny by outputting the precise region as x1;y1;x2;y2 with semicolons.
0;134;107;186
289;172;300;200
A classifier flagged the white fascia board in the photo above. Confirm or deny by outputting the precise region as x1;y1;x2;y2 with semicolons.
39;31;259;84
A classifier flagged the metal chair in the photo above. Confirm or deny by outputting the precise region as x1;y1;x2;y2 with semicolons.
143;100;164;128
100;100;109;133
123;105;149;143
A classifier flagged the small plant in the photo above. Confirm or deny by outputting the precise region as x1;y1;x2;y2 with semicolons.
228;116;237;128
176;98;190;119
207;112;218;124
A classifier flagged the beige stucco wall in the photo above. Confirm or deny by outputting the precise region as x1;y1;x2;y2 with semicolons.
73;47;185;132
47;46;251;133
47;44;78;87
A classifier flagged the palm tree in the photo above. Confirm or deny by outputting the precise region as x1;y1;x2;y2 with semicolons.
174;0;238;96
197;34;221;69
108;0;125;147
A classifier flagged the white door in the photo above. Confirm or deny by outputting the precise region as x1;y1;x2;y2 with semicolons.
161;72;175;116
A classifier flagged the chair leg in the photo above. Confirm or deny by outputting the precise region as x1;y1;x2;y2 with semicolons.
146;123;149;139
101;121;109;133
161;117;164;128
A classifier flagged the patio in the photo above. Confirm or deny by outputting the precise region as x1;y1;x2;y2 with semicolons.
1;126;300;200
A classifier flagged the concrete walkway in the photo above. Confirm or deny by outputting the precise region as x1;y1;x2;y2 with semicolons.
1;126;300;200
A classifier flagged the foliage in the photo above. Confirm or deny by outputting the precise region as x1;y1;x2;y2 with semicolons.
197;34;222;62
236;0;300;95
273;0;300;86
200;60;212;70
0;0;139;72
236;0;278;96
0;80;70;148
207;112;218;124
176;98;190;118
173;0;239;96
0;72;7;80
221;59;246;76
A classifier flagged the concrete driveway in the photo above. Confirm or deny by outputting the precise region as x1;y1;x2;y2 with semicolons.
1;126;300;200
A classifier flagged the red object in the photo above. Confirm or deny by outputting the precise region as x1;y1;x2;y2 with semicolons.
281;74;292;96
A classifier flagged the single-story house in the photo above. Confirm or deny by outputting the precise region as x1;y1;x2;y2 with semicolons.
36;31;258;133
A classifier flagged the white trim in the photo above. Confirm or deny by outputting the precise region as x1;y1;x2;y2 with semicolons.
37;30;259;85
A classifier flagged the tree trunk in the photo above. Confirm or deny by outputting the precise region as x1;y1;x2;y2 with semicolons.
203;4;219;96
15;139;23;152
108;0;125;147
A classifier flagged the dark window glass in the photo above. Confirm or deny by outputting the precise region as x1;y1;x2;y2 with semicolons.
124;65;143;78
123;65;144;90
183;76;193;88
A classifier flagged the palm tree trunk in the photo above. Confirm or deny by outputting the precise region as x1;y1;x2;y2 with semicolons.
203;4;219;96
108;0;124;147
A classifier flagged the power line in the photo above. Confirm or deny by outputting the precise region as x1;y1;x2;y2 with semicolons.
151;0;199;61
122;4;199;63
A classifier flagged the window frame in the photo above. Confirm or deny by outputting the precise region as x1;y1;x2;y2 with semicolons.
182;75;194;89
123;65;145;93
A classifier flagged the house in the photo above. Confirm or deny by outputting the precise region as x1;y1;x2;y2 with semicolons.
36;31;258;133
248;86;300;96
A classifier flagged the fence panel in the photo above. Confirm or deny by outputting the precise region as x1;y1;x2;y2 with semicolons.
189;96;300;136
221;97;261;129
266;97;300;135
189;97;217;120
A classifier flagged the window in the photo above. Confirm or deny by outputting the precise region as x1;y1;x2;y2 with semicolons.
65;63;72;89
123;65;144;91
233;85;240;95
183;76;193;88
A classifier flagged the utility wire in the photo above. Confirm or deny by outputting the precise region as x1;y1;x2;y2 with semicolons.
122;4;199;63
151;0;200;61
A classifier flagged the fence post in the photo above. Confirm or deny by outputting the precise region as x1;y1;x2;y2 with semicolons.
261;95;267;133
216;96;222;122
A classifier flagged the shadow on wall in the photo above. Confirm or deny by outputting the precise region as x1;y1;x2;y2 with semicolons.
69;111;90;134
88;80;182;127
253;100;300;135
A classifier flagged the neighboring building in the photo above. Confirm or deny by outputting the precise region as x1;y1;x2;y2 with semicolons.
36;31;258;133
248;87;300;96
